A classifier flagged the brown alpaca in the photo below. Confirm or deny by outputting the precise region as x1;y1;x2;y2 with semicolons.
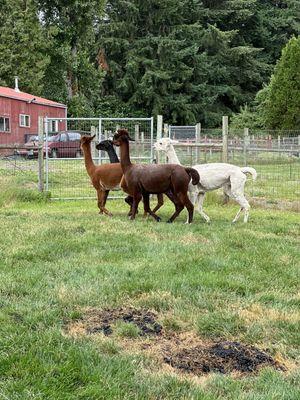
113;129;200;223
96;139;164;216
80;135;123;216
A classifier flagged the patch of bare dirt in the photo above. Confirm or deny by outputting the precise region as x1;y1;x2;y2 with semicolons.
163;341;285;375
67;307;163;337
65;307;286;376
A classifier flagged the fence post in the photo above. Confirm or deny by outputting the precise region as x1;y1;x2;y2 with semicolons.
243;127;249;166
44;117;49;191
38;116;44;192
155;115;163;163
98;118;102;165
195;122;201;164
222;116;228;162
164;123;169;138
157;115;163;140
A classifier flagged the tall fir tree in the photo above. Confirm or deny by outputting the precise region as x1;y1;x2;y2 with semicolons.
38;0;106;114
0;0;49;95
98;0;271;125
264;36;300;129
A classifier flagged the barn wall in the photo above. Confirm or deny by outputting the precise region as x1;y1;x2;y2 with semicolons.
0;96;66;145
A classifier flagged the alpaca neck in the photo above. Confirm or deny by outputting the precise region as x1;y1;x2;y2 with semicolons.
119;139;132;172
106;146;119;163
82;144;95;176
166;145;181;165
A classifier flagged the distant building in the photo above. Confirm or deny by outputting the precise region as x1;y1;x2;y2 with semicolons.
0;78;67;145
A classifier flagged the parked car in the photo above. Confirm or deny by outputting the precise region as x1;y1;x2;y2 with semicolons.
45;131;83;158
17;135;40;159
19;131;87;158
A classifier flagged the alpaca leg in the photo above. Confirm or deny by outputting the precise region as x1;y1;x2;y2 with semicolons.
229;176;250;223
165;192;184;223
97;190;112;216
97;189;105;214
222;183;230;205
196;192;210;223
178;192;194;224
102;190;112;216
130;192;142;220
142;193;161;222
231;195;250;223
152;193;164;214
125;196;134;217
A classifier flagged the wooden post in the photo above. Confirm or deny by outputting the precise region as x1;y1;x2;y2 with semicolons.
156;115;163;164
157;115;163;140
134;124;139;156
163;123;169;138
222;116;228;163
141;131;145;154
38;116;44;192
243;127;249;166
195;122;201;164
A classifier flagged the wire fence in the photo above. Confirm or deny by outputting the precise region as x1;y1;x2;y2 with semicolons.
45;117;153;199
0;117;299;210
165;126;300;209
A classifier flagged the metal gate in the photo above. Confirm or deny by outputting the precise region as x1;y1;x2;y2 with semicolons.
169;125;197;140
44;117;154;199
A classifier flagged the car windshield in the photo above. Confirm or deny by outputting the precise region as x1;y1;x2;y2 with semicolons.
28;136;39;142
48;135;59;142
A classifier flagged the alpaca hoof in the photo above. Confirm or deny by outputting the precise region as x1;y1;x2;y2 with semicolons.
156;216;161;222
166;219;172;223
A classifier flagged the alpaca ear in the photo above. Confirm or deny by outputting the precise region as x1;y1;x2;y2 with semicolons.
91;134;96;140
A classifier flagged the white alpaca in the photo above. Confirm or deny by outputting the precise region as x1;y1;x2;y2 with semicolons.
154;138;257;223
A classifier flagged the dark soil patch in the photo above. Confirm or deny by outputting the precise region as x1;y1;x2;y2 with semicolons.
73;307;163;337
66;308;286;376
164;340;285;375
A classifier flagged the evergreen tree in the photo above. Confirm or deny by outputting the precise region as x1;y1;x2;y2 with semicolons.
0;0;49;94
98;0;270;125
38;0;106;113
264;36;300;129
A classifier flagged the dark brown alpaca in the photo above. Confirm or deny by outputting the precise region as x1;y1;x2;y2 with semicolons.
113;129;200;223
96;139;164;216
80;135;123;216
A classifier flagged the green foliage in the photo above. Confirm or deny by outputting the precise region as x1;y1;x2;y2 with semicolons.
0;0;49;94
98;0;274;126
264;36;300;129
0;0;299;126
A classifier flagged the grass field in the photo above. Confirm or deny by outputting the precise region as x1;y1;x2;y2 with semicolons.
1;153;299;204
0;194;299;399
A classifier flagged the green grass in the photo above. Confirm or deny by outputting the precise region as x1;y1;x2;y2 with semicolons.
0;197;299;399
1;153;299;202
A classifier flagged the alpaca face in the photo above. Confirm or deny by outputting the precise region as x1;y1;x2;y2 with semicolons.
154;138;178;152
96;140;113;151
80;134;96;146
113;129;134;146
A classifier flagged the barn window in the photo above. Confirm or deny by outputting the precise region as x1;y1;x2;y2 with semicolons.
20;114;30;127
48;120;58;133
0;117;10;132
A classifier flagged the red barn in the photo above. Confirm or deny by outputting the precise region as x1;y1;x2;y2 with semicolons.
0;83;67;146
